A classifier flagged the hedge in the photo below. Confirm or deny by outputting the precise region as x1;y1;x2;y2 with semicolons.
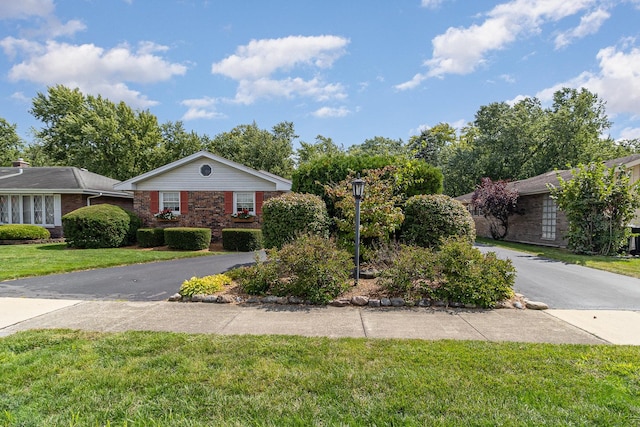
0;224;51;240
136;228;166;248
164;227;211;250
62;204;130;249
222;228;263;251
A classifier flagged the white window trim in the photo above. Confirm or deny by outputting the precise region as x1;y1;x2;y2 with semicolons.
160;191;181;214
0;193;61;227
233;192;256;214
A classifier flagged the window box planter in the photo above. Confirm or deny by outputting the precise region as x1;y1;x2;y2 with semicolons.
156;218;180;223
231;217;255;223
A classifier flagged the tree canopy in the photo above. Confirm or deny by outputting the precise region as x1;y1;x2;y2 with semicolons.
0;118;24;166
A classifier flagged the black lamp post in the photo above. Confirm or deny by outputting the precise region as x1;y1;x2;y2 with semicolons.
352;175;365;285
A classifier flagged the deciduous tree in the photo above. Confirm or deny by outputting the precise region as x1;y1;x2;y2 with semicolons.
471;178;519;240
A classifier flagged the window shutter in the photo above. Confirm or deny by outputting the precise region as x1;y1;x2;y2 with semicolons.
150;191;159;213
256;191;264;214
180;191;188;214
224;191;234;214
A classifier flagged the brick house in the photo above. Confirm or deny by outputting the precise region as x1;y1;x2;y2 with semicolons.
114;151;292;241
0;159;133;238
456;154;640;248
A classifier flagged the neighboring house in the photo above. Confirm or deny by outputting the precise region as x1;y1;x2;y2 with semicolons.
456;154;640;248
0;159;133;238
114;151;292;241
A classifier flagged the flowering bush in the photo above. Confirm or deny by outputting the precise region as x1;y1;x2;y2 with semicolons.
231;208;254;219
154;208;176;220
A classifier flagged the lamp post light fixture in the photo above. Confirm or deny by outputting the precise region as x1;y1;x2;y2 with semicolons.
352;175;365;285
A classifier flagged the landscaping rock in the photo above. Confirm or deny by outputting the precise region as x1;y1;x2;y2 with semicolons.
216;295;234;304
464;303;477;309
168;293;182;302
525;300;549;310
329;299;350;307
275;297;289;304
433;300;446;307
351;296;369;306
450;302;464;308
262;296;279;304
191;294;205;303
513;301;524;309
359;269;380;279
380;298;391;307
494;300;513;309
246;296;262;304
390;298;405;307
368;299;381;307
288;296;305;304
418;299;431;307
202;295;218;303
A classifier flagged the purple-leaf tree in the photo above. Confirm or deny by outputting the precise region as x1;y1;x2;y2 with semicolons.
471;178;519;240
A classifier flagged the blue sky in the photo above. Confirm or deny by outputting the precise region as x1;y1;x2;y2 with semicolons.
1;0;640;150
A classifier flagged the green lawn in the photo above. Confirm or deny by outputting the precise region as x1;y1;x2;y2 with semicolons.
0;243;219;281
477;237;640;279
0;330;638;426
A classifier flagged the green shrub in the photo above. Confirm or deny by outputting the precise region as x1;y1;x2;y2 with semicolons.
272;235;352;304
136;228;165;248
222;228;263;251
234;252;280;295
164;227;211;250
434;238;515;308
123;209;142;245
0;224;51;240
401;194;475;248
62;204;130;249
262;192;329;249
179;274;232;297
379;239;515;308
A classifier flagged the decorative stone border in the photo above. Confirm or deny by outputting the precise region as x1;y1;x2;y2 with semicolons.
168;293;548;310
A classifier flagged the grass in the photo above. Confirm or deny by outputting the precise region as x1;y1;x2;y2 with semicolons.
0;330;638;426
477;237;640;279
0;243;219;281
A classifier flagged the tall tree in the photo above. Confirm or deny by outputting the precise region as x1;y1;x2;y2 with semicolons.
296;135;343;165
408;122;457;166
348;136;407;157
205;121;295;178
0;118;25;166
30;85;163;180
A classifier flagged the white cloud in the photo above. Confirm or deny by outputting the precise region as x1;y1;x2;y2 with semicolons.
312;106;351;118
618;126;640;140
211;35;349;105
180;97;225;121
3;39;187;108
536;42;640;119
397;0;599;89
0;0;54;19
554;8;610;49
421;0;445;9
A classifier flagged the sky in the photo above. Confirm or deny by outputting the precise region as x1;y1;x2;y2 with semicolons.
1;0;640;151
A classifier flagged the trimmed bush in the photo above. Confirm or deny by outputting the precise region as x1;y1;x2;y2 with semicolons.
222;228;263;251
401;194;475;248
123;210;142;245
233;253;280;295
262;192;329;249
0;224;51;240
164;227;211;250
62;204;130;249
179;274;232;297
136;228;165;248
379;239;515;308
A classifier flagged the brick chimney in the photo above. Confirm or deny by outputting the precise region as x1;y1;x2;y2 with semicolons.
12;158;29;168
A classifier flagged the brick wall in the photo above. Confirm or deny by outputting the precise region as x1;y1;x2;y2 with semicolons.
471;193;569;247
134;190;286;241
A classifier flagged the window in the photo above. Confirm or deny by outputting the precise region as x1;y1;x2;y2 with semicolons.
200;164;212;177
234;192;255;214
0;194;58;226
542;195;557;240
160;192;180;213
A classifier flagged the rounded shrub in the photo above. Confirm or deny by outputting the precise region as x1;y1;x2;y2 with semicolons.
164;227;211;250
262;192;329;249
62;204;130;248
0;224;51;240
136;228;165;248
401;194;475;248
179;274;232;297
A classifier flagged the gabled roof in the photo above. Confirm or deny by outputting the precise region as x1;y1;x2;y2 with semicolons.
0;166;132;198
114;151;292;191
456;153;640;202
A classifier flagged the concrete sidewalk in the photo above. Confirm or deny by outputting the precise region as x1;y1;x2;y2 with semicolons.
1;297;638;344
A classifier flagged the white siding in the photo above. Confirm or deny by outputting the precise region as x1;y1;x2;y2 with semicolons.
135;160;277;191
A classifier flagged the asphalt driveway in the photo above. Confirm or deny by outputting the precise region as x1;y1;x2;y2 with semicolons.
0;252;258;301
477;244;640;310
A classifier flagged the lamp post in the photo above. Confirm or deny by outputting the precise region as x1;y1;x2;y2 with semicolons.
352;175;365;285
